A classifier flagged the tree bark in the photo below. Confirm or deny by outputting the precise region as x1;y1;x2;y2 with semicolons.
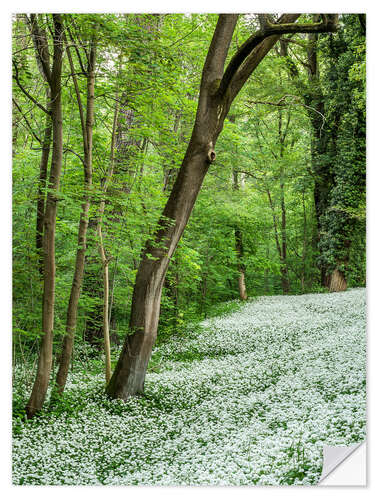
232;169;248;300
106;13;338;401
235;228;248;301
55;37;97;394
301;189;307;292
329;268;347;292
280;26;332;288
278;109;290;294
82;89;140;347
24;14;53;274
26;14;64;419
35;99;52;274
97;91;120;384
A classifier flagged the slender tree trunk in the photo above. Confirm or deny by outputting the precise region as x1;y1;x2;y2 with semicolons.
26;14;64;419
279;182;289;294
27;15;53;274
264;234;270;293
55;39;96;394
106;13;338;401
36;94;52;274
231;115;248;301
232;170;248;300
280;27;331;288
301;189;307;292
266;188;285;292
82;89;139;347
235;227;248;301
278;109;290;294
97;94;120;384
161;110;184;329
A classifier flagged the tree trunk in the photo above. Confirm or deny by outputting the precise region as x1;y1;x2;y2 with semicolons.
278;109;290;294
82;220;103;348
231;119;248;301
106;139;216;398
55;38;96;394
26;14;64;419
27;15;53;274
280;27;331;289
279;181;289;294
82;88;140;347
234;226;247;301
266;188;287;293
106;13;338;401
97;92;120;384
329;268;347;292
301;189;307;292
35;102;52;274
237;262;248;300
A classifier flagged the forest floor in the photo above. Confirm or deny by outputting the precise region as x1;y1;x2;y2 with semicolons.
12;288;366;486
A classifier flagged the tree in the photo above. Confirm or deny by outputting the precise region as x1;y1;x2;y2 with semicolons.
106;14;339;401
318;15;366;291
25;14;64;419
54;18;97;395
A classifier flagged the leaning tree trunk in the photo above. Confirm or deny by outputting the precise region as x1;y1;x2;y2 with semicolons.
106;13;338;401
26;14;64;419
106;136;218;398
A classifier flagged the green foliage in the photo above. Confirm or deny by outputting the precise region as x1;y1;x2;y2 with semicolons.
12;14;365;383
317;15;366;280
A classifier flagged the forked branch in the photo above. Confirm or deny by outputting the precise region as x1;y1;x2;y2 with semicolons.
216;14;338;100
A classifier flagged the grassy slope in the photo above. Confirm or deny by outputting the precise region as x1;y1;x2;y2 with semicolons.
13;289;366;485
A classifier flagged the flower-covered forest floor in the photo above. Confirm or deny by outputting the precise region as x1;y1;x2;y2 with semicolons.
12;288;366;485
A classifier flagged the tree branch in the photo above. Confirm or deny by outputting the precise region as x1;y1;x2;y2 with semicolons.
12;98;42;143
66;24;88;76
63;148;85;165
246;95;326;132
27;14;52;84
217;14;338;102
202;14;238;85
63;29;88;154
12;60;51;116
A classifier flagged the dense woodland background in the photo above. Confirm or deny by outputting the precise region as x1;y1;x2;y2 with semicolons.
12;14;365;416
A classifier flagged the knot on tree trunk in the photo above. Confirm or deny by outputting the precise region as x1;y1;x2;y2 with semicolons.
207;143;216;163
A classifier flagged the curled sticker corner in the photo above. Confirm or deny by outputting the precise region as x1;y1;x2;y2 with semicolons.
319;442;365;485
